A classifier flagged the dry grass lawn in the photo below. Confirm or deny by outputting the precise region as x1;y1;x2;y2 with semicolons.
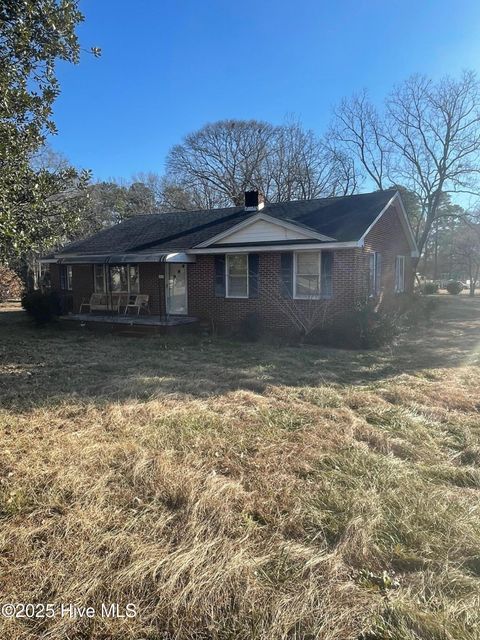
0;296;479;640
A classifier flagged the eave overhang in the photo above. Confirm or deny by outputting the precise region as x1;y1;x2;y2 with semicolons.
42;252;196;264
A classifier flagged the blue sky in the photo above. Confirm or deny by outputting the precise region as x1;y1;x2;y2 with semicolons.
50;0;480;181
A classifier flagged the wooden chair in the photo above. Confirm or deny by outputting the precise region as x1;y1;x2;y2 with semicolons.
124;294;150;316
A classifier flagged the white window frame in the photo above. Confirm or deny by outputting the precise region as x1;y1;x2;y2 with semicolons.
225;254;249;299
293;251;322;300
94;264;106;293
395;255;406;293
127;264;140;294
60;265;73;290
66;265;73;290
94;264;140;294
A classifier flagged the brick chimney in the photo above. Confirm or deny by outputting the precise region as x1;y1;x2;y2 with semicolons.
244;190;265;211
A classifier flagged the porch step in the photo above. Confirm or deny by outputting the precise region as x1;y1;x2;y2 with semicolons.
60;313;200;335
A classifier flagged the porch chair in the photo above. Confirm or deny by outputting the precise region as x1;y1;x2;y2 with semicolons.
79;293;107;313
111;293;129;314
124;294;150;316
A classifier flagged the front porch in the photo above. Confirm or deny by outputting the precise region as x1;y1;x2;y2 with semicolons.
60;313;199;333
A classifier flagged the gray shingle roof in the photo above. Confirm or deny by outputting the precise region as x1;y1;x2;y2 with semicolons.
58;189;397;255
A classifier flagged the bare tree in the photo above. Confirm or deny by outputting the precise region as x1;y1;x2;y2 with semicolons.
386;71;480;259
330;89;389;190
166;120;274;207
330;72;480;262
451;221;480;295
166;119;357;208
133;172;198;211
264;120;357;201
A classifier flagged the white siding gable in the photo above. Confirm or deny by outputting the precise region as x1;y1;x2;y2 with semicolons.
217;219;314;244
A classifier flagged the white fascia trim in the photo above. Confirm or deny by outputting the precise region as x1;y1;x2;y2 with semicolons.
188;241;360;254
360;191;419;257
194;211;336;248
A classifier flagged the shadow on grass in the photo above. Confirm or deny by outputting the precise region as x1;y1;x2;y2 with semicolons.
1;295;479;412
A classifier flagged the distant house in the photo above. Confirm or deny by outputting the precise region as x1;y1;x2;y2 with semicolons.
43;189;418;332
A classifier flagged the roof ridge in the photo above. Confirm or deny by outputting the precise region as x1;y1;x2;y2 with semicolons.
124;189;398;219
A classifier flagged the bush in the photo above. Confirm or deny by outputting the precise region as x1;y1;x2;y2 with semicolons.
424;282;439;295
308;300;402;349
446;280;464;295
0;265;23;302
308;293;437;350
21;291;62;326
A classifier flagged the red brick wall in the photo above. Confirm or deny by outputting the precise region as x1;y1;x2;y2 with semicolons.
187;204;415;333
187;251;358;333
355;203;414;300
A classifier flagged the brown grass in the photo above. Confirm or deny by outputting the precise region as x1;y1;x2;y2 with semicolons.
0;295;479;639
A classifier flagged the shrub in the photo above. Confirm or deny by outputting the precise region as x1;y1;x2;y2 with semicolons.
308;293;437;350
0;265;23;302
446;280;464;295
21;291;62;326
424;282;439;295
308;300;402;349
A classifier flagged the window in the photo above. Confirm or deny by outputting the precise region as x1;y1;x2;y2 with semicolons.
109;264;140;292
129;265;140;293
321;252;333;297
94;264;139;293
39;263;51;290
226;254;248;298
109;265;129;292
60;265;73;290
294;252;321;298
94;264;106;293
395;255;405;293
369;252;382;296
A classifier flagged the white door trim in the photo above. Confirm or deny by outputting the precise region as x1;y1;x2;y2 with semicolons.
165;263;188;315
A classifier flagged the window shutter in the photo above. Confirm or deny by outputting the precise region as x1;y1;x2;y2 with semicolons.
214;255;226;297
248;253;259;298
280;252;293;298
321;251;333;297
60;266;66;290
375;252;382;294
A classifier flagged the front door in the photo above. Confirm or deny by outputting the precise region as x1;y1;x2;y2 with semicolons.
166;263;188;315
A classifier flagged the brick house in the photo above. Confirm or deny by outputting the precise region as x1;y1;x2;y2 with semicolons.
44;189;418;333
